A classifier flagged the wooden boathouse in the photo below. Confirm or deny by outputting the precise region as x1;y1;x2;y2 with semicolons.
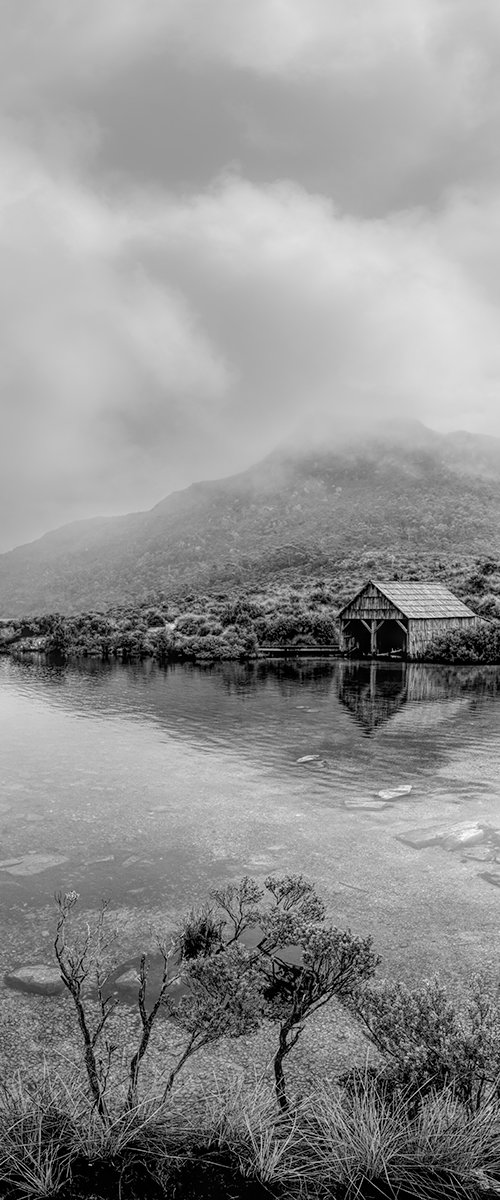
337;580;477;659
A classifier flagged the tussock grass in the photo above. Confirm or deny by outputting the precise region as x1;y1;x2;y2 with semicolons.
1;1066;500;1199
0;1071;76;1198
299;1071;500;1199
188;1070;309;1189
0;1068;190;1199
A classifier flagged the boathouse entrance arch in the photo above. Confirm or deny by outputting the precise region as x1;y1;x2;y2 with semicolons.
341;615;407;658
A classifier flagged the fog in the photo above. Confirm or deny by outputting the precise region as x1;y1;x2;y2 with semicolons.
1;1;500;550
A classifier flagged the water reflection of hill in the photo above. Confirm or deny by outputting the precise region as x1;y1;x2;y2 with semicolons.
336;661;500;735
4;656;500;750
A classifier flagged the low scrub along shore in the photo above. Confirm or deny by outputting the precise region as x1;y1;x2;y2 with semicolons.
3;875;500;1200
3;553;500;663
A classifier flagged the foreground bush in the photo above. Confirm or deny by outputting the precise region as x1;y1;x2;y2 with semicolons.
355;974;500;1112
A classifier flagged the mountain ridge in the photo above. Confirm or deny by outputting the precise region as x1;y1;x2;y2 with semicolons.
2;421;500;616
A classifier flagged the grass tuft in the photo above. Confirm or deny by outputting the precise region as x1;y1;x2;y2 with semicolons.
1;1065;500;1199
299;1071;500;1199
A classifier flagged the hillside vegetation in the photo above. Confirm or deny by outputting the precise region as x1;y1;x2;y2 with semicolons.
3;552;500;663
3;421;500;616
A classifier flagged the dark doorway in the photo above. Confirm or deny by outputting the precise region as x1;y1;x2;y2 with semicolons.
343;619;371;656
376;620;407;656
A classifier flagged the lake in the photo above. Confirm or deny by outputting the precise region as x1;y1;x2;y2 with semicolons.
1;655;500;985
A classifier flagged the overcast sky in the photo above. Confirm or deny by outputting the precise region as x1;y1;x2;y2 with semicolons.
2;1;500;549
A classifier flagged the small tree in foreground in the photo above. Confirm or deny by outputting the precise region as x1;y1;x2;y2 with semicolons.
54;891;119;1124
179;875;379;1112
54;891;262;1125
54;877;378;1121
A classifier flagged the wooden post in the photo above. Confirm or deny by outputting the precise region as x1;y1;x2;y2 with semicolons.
370;620;377;656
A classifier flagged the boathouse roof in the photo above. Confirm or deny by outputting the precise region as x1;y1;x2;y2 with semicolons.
338;581;476;620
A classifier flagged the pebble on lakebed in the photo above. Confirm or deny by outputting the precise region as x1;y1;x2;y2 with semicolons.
4;964;65;996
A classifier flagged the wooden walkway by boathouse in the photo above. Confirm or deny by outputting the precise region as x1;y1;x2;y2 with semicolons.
337;580;477;660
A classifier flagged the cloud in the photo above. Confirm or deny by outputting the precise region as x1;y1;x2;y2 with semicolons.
0;137;232;548
1;0;500;548
151;176;500;437
3;2;500;224
0;0;480;83
5;0;495;222
1;0;497;114
3;129;500;545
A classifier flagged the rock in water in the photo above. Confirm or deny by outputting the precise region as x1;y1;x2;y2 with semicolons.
4;964;64;995
480;871;500;888
442;823;484;851
378;785;412;800
397;825;449;849
114;967;141;992
0;853;68;875
344;799;389;811
398;820;485;851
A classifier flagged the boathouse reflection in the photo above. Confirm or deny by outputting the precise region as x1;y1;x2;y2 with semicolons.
337;661;408;732
335;660;496;734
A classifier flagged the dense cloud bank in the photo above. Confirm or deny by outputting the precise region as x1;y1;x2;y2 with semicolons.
1;1;500;547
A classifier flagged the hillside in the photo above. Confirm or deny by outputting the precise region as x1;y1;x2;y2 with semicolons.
2;420;500;616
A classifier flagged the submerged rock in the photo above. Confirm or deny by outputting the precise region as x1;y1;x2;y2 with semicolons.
5;964;64;996
442;824;485;851
398;825;451;849
378;785;412;800
480;871;500;888
114;967;141;992
344;799;389;811
398;821;487;852
462;845;495;862
0;852;68;876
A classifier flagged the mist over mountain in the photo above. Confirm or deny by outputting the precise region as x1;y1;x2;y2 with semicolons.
1;421;500;617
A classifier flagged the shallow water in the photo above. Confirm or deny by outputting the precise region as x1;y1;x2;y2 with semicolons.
1;656;500;980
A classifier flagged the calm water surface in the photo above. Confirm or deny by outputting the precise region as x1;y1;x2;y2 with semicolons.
1;656;500;978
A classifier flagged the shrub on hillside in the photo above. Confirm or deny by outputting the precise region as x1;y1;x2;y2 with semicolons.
425;621;500;663
308;614;337;644
173;612;209;636
476;594;500;618
220;599;263;626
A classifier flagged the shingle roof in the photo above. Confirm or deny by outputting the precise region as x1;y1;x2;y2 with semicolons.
369;581;476;619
